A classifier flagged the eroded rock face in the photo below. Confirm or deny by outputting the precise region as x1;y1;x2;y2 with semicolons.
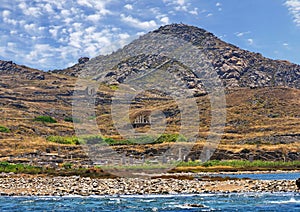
54;24;300;91
153;24;300;89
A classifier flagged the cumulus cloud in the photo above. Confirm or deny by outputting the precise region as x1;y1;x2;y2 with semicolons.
189;8;198;15
163;0;193;13
285;0;300;26
0;0;226;70
120;14;158;30
124;4;133;10
160;16;170;25
177;0;186;6
2;10;11;18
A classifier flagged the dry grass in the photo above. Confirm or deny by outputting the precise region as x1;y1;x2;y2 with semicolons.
0;67;299;160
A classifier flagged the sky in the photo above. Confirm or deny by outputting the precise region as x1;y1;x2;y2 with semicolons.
0;0;300;71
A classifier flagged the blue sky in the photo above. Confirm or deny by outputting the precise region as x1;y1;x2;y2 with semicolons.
0;0;299;70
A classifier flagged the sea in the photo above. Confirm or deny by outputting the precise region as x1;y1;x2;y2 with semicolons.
0;172;299;212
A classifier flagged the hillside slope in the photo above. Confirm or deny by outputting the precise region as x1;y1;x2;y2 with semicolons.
0;24;299;165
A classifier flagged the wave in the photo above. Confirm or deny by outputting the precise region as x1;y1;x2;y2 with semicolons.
268;197;300;204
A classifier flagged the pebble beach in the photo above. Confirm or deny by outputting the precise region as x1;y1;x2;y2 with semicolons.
0;173;298;196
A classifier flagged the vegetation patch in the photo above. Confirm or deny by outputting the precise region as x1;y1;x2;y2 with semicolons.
108;85;119;90
46;134;187;146
178;160;300;168
64;117;81;123
0;161;43;174
78;134;187;146
0;162;114;178
34;116;57;123
0;125;10;133
46;136;80;145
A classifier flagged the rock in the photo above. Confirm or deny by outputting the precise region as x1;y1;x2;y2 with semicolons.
296;178;300;189
185;203;205;208
78;57;90;64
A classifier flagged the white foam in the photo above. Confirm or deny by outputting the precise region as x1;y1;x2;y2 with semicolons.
269;197;300;204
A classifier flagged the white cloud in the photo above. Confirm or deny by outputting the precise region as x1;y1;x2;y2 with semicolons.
24;23;37;32
86;14;102;22
2;10;11;18
235;31;251;37
285;0;300;26
44;3;54;13
189;8;198;15
49;26;61;39
3;17;18;25
27;7;42;17
283;43;289;46
120;14;158;30
247;38;254;45
163;0;190;12
177;0;186;6
18;2;42;17
216;2;222;11
160;16;170;25
77;0;112;15
206;13;213;17
0;0;234;70
124;4;133;10
77;0;93;8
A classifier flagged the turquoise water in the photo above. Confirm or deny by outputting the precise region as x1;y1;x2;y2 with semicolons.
0;193;299;211
209;172;300;180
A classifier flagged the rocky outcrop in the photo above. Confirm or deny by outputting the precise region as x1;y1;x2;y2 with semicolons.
54;24;300;91
50;57;90;77
152;24;300;89
0;60;46;80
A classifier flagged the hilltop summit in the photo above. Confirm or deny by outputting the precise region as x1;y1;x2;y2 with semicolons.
52;24;299;90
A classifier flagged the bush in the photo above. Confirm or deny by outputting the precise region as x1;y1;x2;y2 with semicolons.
64;117;81;123
34;116;57;123
0;126;10;133
63;163;73;169
46;136;80;145
0;162;43;174
109;85;119;90
156;134;187;143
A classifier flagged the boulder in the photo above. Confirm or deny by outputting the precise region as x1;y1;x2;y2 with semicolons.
296;178;300;189
78;57;90;64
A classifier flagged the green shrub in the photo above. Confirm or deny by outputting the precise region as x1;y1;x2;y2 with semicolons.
34;116;57;123
64;117;81;123
63;163;73;169
109;85;119;90
46;136;80;145
156;134;187;143
0;162;43;174
0;126;10;133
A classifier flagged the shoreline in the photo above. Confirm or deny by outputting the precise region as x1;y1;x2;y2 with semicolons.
0;172;299;196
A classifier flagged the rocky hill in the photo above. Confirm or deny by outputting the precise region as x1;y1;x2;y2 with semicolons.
53;24;300;91
0;24;299;165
